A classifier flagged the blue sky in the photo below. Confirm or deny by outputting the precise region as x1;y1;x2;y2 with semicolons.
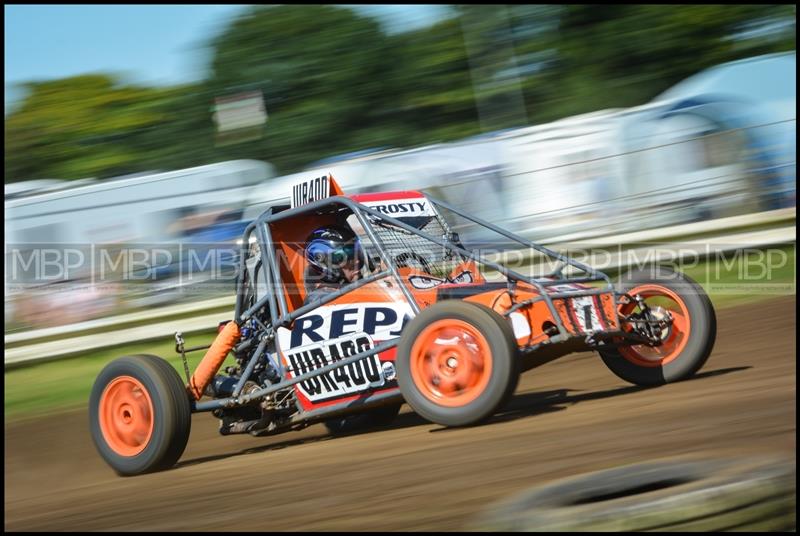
4;4;451;112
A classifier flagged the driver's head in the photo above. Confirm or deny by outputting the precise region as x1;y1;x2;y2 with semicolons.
305;225;363;284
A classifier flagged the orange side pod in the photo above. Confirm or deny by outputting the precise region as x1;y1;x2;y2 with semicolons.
188;321;241;400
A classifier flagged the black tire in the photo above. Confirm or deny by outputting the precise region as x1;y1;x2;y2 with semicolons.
396;301;519;427
598;265;716;386
471;457;796;531
89;354;192;476
324;403;403;436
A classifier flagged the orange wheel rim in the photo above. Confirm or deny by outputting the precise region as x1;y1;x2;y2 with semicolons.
409;319;492;407
618;284;691;367
98;376;154;456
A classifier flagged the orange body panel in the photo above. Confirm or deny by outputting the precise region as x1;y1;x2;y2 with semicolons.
395;266;439;308
451;280;618;345
317;277;412;305
598;292;620;330
448;261;486;284
270;214;339;312
461;285;556;346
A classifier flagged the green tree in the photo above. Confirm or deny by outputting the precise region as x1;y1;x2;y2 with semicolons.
5;75;171;182
207;5;397;172
129;83;220;172
383;17;483;144
5;5;795;183
517;4;796;120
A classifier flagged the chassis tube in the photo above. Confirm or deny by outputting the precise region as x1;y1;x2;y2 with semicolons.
546;289;611;299
257;221;290;324
234;223;257;324
235;258;282;328
504;287;613;315
288;390;403;425
538;276;606;286
234;221;281;326
352;207;421;315
231;336;269;398
282;270;391;324
243;270;392;329
193;338;399;412
429;197;611;286
234;336;255;354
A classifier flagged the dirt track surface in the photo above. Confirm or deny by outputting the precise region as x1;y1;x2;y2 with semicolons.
5;297;796;531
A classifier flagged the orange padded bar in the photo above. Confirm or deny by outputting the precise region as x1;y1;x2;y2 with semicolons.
188;321;241;400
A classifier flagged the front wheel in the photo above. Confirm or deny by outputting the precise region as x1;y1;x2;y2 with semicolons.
599;266;716;386
89;354;192;476
396;301;519;427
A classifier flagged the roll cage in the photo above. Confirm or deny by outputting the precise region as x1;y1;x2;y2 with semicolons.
233;194;616;341
187;193;626;416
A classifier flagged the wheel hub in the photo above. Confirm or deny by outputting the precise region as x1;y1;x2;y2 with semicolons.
617;284;692;367
98;376;154;457
646;306;673;342
409;319;494;407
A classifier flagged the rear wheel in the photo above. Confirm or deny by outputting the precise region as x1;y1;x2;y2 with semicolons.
90;354;191;476
396;301;519;427
599;266;716;386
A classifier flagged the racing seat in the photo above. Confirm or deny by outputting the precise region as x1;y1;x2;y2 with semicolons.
267;212;342;314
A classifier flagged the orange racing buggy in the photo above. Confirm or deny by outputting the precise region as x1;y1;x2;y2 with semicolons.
90;175;716;475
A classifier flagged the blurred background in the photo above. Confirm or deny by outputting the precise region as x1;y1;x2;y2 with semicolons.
5;8;796;533
4;4;796;335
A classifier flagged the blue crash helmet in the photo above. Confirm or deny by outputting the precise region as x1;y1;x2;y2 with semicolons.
305;225;363;283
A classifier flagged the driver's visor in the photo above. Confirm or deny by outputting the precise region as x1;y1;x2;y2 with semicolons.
329;242;362;266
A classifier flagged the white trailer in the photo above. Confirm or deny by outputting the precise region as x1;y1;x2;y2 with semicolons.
5;159;275;245
5;160;276;326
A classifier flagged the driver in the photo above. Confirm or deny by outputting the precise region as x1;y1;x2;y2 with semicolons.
303;224;364;304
